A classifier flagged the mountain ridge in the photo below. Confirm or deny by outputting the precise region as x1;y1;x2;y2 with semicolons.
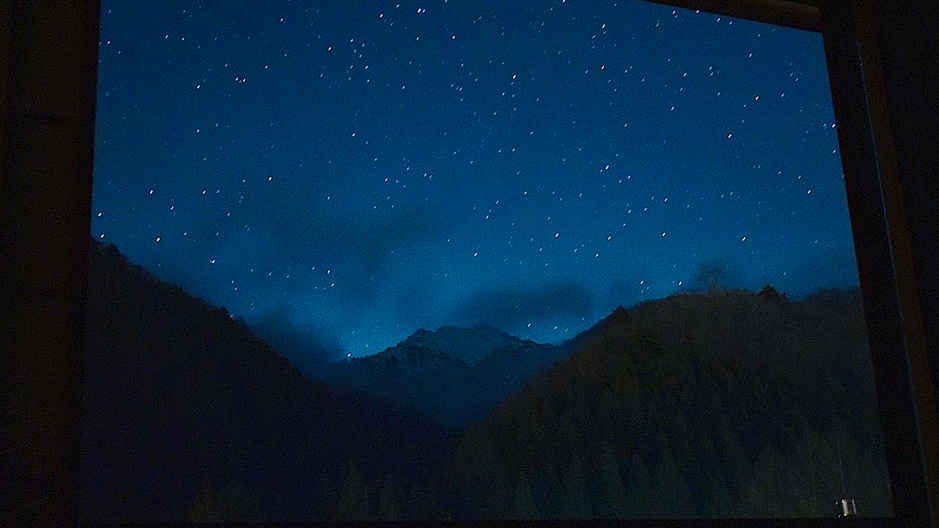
448;286;890;519
322;323;569;428
84;239;885;521
398;322;545;367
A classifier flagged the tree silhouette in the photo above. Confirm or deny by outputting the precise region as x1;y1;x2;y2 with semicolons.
694;260;729;291
625;452;653;518
335;461;369;521
594;441;628;518
758;284;787;301
188;479;264;522
377;474;400;521
651;450;696;518
509;474;539;519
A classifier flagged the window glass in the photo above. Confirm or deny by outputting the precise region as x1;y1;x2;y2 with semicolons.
87;0;891;521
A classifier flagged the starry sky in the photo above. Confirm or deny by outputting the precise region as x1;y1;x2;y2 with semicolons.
91;0;859;359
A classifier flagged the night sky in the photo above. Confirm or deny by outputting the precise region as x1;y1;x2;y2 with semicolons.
92;0;858;358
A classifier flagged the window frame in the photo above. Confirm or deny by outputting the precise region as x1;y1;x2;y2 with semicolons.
816;1;938;525
66;0;936;525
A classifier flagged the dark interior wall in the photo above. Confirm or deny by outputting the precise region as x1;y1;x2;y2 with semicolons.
0;0;935;525
863;0;939;523
1;1;100;525
872;0;939;418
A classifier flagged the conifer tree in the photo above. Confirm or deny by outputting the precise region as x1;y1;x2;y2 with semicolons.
702;469;733;517
509;474;540;519
188;479;264;522
595;441;628;518
317;468;338;520
563;454;593;518
652;450;697;518
335;461;369;521
377;474;399;521
625;452;653;518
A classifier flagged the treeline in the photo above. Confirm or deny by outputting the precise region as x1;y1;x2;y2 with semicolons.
187;461;451;522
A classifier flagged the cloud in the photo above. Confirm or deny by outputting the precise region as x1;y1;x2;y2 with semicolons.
392;280;438;328
247;303;345;377
249;204;445;303
451;280;593;332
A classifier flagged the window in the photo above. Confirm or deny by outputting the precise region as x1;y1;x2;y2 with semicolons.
80;0;929;525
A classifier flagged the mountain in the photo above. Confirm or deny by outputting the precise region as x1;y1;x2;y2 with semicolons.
448;288;891;519
322;324;568;428
82;241;455;523
402;323;539;367
82;242;889;521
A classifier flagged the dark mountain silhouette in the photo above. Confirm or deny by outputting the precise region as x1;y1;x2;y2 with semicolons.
448;288;891;519
82;241;889;521
322;324;569;427
81;241;455;523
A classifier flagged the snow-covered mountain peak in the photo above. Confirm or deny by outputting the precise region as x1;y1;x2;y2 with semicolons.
401;323;526;367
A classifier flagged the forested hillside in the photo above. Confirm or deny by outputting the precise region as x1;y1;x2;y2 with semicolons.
82;241;455;522
448;287;891;519
83;241;889;521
